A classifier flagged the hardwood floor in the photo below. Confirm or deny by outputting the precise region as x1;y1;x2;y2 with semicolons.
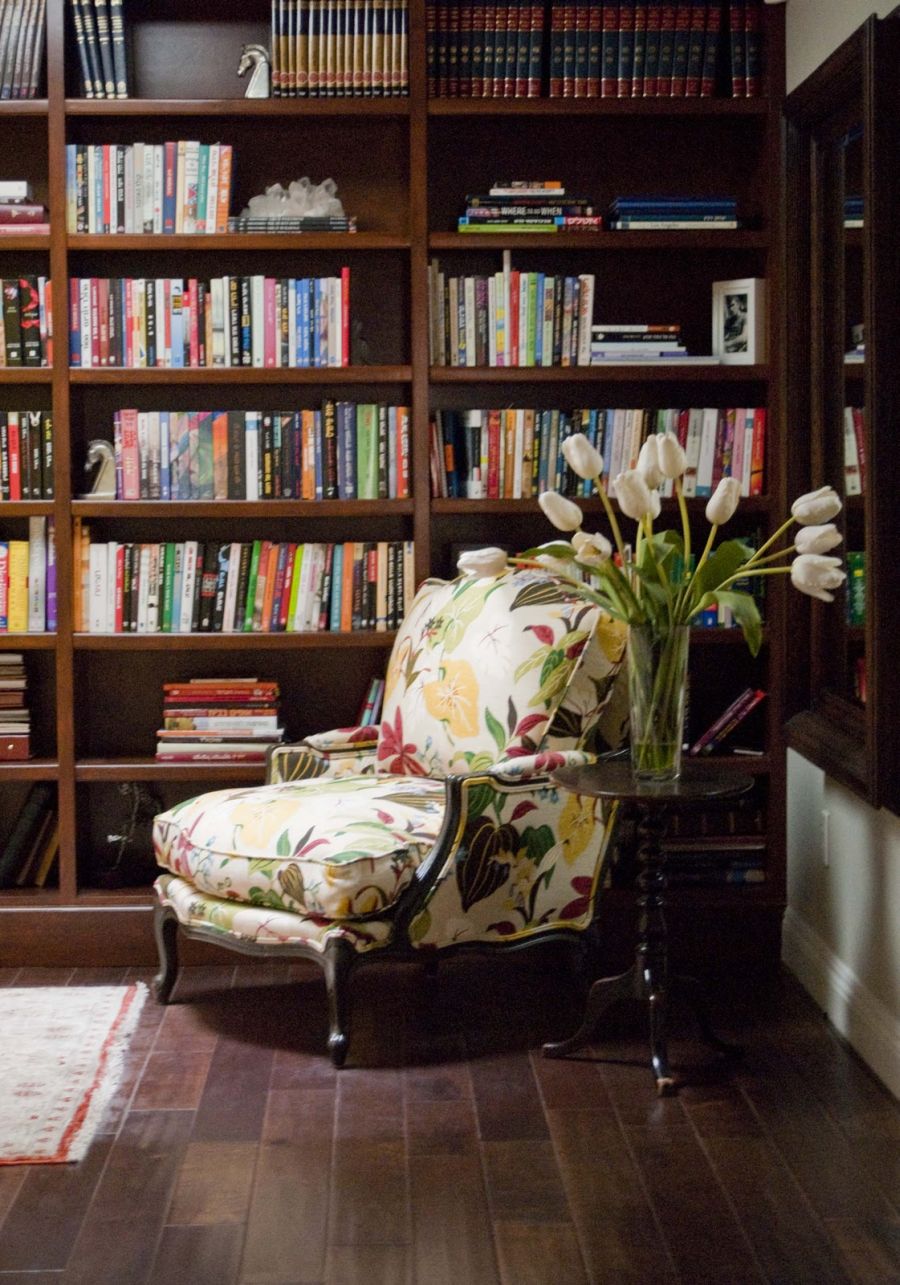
0;955;897;1285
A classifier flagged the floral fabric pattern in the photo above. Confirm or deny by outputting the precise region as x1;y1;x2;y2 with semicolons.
377;569;610;778
153;775;446;920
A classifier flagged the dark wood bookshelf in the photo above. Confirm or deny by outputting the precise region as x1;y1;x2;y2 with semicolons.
0;235;51;250
0;0;790;969
0;502;55;516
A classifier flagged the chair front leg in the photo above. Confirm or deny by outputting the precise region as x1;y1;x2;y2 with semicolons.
153;902;180;1003
322;937;355;1068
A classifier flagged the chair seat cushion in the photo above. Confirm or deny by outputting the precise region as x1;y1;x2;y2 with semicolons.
153;774;446;919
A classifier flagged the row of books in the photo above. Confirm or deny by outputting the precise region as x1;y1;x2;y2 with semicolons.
109;403;411;502
843;406;866;495
607;195;739;230
0;0;45;99
428;260;595;367
0;277;52;368
0;410;53;500
0;185;49;235
458;182;603;233
846;551;864;627
428;0;763;99
65;142;235;236
0;783;59;890
0;651;29;761
430;404;765;499
74;533;416;635
0;517;57;633
68;272;352;370
270;0;410;96
590;321;691;362
156;677;284;764
69;0;128;99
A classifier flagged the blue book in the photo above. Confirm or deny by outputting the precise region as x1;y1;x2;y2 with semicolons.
337;401;356;499
297;279;310;367
159;411;171;499
329;544;344;632
170;284;184;368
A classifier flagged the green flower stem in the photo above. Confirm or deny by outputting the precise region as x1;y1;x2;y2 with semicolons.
641;515;675;624
676;477;691;576
595;475;627;563
679;521;718;618
684;565;793;620
630;625;689;777
744;515;797;566
746;545;796;567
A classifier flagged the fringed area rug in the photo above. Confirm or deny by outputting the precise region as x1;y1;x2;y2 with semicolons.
0;983;147;1165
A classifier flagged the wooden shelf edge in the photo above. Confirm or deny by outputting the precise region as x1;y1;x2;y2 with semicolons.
71;499;415;517
0;235;50;250
0;633;57;649
65;98;411;116
784;706;868;801
68;234;411;251
75;758;267;783
72;631;397;649
430;496;772;515
428;98;772;117
430;231;769;251
69;365;412;384
0;501;55;515
0;368;53;383
0;760;60;780
429;365;770;383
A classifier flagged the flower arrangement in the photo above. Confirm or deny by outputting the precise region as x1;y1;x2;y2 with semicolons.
510;431;848;778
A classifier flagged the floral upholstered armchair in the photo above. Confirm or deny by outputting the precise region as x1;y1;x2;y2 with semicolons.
152;564;629;1065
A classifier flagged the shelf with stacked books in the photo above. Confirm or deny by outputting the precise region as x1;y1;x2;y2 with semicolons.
73;500;415;517
69;234;410;251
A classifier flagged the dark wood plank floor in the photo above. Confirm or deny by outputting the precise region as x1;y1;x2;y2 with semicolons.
0;955;897;1285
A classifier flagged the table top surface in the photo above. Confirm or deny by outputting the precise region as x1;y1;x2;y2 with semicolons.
551;760;755;805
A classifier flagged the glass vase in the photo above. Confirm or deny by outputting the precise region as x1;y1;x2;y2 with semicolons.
627;623;690;782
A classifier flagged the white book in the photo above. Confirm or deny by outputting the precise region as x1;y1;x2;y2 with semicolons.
222;542;242;632
608;407;628;494
106;541;119;632
576;273;595;366
79;279;92;367
154;278;166;366
27;517;46;633
160;412;172;499
541;276;554;367
89;542;108;634
696;408;720;496
124;146;135;233
682;408;704;497
486;277;497;367
464;275;477;369
287;277;297;364
329;276;342;367
145;543;161;632
295;542;318;632
136;543;151;632
174;140;187;234
843;407;861;496
183;140;200;234
86;145;97;232
151;145;163;233
245;412;260;500
179;540;199;633
517;273;528;368
205;143;220;234
251;275;265;368
403;540;415;615
132;142;144;235
512;408;525;499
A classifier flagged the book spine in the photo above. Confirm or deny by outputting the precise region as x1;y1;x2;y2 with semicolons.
109;0;127;96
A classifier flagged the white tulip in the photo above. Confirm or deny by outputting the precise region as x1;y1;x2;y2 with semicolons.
613;469;654;522
561;433;604;481
648;489;661;520
658;431;687;479
791;485;842;526
794;523;843;556
790;554;846;603
636;436;663;490
572;529;613;566
534;553;575;578
705;476;742;525
457;547;508;577
539;490;583;532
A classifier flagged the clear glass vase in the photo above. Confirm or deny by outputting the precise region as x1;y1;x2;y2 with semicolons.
627;623;690;782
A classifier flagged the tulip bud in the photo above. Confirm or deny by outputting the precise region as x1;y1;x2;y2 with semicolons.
648;488;661;520
795;523;843;556
705;476;742;525
658;431;687;479
613;469;654;522
561;432;604;481
791;485;842;526
790;553;846;603
636;436;663;490
572;529;613;566
539;490;583;533
534;553;575;578
457;547;508;578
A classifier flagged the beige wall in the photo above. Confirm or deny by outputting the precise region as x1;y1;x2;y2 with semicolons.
783;0;900;1097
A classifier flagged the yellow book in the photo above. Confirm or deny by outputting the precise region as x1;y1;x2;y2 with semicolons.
33;820;60;888
6;540;29;632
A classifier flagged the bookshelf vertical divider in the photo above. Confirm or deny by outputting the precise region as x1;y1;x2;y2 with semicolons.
0;1;789;972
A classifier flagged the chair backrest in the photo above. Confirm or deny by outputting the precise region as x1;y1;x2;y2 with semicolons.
376;567;626;778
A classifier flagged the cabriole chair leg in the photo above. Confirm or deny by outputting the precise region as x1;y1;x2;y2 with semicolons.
323;939;354;1067
153;904;180;1004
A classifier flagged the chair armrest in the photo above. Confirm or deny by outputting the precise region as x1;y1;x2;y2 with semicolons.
267;725;380;783
486;749;596;783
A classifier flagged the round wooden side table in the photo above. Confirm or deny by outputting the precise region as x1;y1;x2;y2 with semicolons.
543;760;754;1095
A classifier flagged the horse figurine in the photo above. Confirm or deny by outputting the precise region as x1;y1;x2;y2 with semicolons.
80;439;116;498
237;44;271;98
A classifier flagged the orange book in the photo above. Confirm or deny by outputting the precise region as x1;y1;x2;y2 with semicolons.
215;145;233;234
340;540;355;632
211;411;228;499
260;543;279;632
73;517;83;632
301;409;317;500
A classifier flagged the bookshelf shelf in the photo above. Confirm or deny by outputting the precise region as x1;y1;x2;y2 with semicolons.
68;234;412;252
0;502;55;516
0;760;60;781
429;365;770;384
0;369;52;383
64;98;412;117
431;496;773;516
0;235;50;251
427;99;771;118
0;634;56;650
69;366;412;385
72;500;416;518
0;100;48;116
72;632;398;650
429;232;770;251
75;758;267;783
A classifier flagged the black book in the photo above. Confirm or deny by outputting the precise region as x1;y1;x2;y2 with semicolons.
121;541;132;631
322;398;338;499
69;0;93;96
227;410;245;499
0;783;54;889
42;411;53;497
0;0;19;96
377;404;389;499
28;410;42;497
93;0;116;97
280;411;294;497
108;0;127;97
211;542;231;633
228;275;240;368
78;0;104;97
198;542;219;632
196;281;207;365
2;280;22;365
19;411;31;498
28;0;47;99
0;418;9;499
114;142;126;231
239;276;252;365
190;542;205;633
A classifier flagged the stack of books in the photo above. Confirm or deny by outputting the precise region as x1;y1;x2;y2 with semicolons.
155;678;284;765
590;323;692;363
0;782;58;889
69;0;129;99
0;277;53;367
0;653;29;760
457;182;602;234
0;182;48;236
270;0;409;97
65;142;235;235
110;403;411;502
0;0;46;99
226;215;357;234
0;411;54;499
607;196;740;230
0;517;57;634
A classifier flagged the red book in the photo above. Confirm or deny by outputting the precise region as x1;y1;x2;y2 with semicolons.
7;414;21;500
749;407;766;495
163;142;177;233
0;204;47;224
89;277;100;367
487;408;501;497
188;278;200;366
852;406;866;492
102;145;112;232
397;407;410;498
509;270;520;365
124;278;134;366
114;545;125;632
120;408;139;499
97;278;109;366
690;688;766;756
0;735;30;761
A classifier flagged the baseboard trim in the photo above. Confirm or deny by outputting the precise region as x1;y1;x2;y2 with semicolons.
782;906;900;1100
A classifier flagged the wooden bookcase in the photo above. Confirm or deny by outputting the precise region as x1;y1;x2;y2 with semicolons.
0;0;787;971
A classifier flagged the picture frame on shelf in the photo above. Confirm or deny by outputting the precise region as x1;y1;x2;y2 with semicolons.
712;278;767;365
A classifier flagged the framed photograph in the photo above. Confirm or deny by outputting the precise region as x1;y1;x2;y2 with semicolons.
712;278;766;364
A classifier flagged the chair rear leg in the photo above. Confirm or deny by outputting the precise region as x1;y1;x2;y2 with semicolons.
153;903;180;1003
323;938;354;1067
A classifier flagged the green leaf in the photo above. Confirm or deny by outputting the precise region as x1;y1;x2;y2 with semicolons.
689;539;754;605
465;782;495;821
519;541;577;561
705;590;763;656
485;707;507;754
522;824;556;863
409;909;432;943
